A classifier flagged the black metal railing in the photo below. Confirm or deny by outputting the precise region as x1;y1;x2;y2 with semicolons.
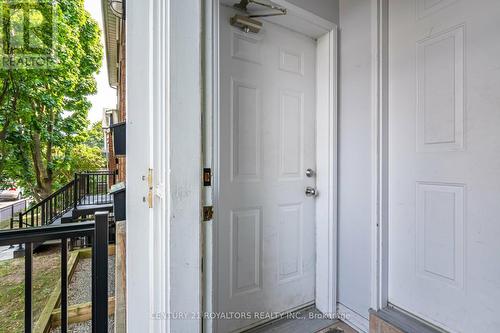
74;171;115;208
0;199;28;230
18;171;115;229
19;180;81;228
0;211;110;333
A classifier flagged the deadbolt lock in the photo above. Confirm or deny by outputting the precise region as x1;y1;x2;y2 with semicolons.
305;168;315;177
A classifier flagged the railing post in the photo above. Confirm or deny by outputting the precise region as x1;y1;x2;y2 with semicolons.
18;212;23;250
61;238;69;333
25;242;33;333
9;205;14;248
92;211;109;333
86;174;91;195
10;204;14;230
74;174;78;209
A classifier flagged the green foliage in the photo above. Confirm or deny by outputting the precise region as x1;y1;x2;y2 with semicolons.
0;0;104;200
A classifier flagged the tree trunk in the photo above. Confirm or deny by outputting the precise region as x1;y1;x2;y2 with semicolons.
31;132;52;200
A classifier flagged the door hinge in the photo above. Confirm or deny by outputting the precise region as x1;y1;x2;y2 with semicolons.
147;168;153;208
203;206;214;221
203;168;212;186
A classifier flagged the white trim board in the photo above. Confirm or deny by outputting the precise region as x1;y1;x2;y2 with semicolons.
370;0;389;312
126;0;165;331
315;28;338;316
127;0;202;332
203;1;338;332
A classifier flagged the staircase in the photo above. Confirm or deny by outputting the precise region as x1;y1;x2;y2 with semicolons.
17;171;115;228
0;171;115;259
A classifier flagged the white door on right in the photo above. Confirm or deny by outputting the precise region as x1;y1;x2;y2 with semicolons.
389;1;500;332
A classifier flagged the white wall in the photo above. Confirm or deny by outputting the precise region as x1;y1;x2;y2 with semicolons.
337;0;372;321
286;0;339;24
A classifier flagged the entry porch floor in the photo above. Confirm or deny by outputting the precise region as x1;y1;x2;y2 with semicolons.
242;307;357;333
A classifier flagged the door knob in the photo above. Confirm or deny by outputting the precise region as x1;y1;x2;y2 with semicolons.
305;187;318;197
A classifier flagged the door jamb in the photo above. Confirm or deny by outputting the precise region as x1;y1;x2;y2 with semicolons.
203;1;338;332
315;28;338;317
128;0;202;332
370;0;389;312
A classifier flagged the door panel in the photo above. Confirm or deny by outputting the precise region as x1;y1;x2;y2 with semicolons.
218;5;317;332
389;1;500;332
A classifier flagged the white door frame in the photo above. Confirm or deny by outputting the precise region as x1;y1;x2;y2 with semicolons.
127;0;168;331
369;0;390;312
203;1;338;332
127;0;202;332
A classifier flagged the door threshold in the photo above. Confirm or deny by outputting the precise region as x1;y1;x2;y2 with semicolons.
370;306;448;333
241;305;349;333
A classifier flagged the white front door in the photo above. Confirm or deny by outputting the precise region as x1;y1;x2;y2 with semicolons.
389;1;500;332
217;5;317;332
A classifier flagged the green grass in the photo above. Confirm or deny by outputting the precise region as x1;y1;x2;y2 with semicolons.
0;219;12;230
0;248;60;333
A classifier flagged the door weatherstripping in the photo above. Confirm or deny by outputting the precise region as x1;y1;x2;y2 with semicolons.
147;168;153;208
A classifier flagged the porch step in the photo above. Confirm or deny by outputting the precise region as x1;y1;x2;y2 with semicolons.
60;203;114;223
60;210;74;224
74;203;114;218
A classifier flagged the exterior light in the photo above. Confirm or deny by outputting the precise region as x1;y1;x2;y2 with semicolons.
109;0;123;18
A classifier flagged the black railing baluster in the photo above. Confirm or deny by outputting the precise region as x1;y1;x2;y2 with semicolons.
0;220;108;332
61;238;68;333
95;174;98;204
96;174;99;204
10;204;14;230
25;242;33;333
98;174;101;204
41;204;45;226
87;174;91;198
93;211;109;333
74;174;78;209
49;197;52;222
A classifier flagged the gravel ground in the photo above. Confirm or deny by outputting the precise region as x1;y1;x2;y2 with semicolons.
49;255;115;333
50;316;114;333
68;256;115;305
